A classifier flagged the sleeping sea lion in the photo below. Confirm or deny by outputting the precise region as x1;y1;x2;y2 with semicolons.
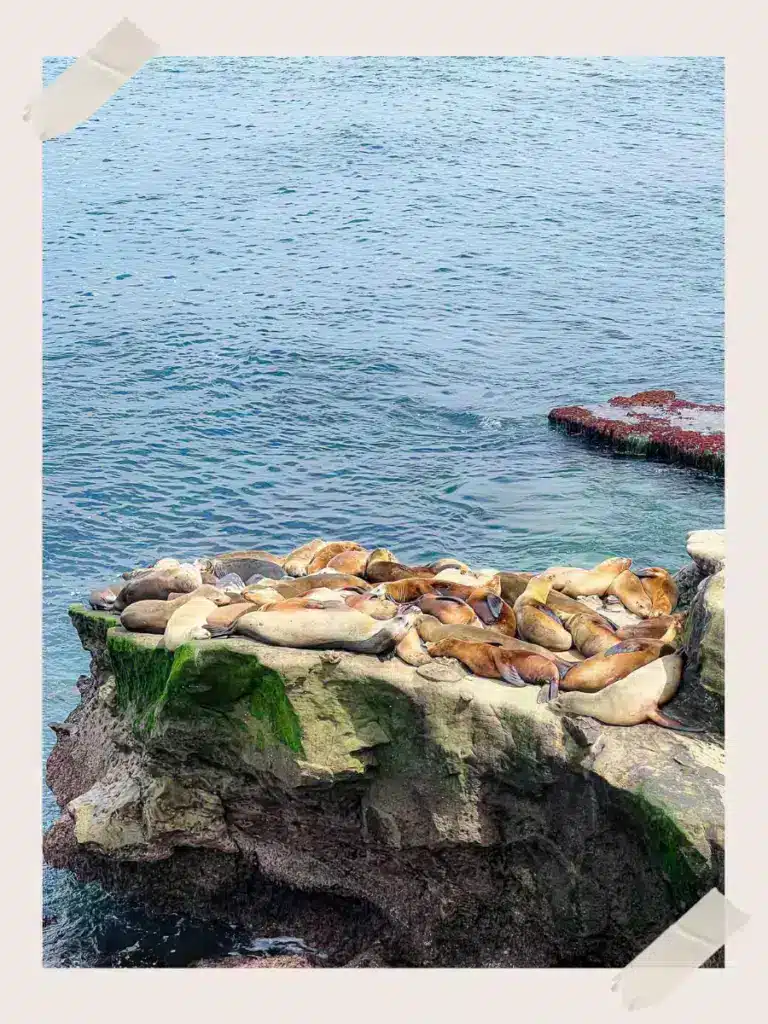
416;617;584;663
556;609;618;658
513;577;572;652
545;638;674;700
497;571;536;606
616;613;686;647
636;567;679;616
214;557;284;581
89;581;125;611
366;560;436;584
395;627;432;666
343;591;399;619
371;578;440;603
270;572;371;599
164;596;217;652
545;557;632;598
120;595;191;633
417;595;481;626
429;558;471;573
606;569;653;618
283;539;328;577
205;602;254;637
242;587;285;608
114;567;203;611
426;638;564;698
326;548;372;576
547;653;702;730
235;606;420;654
466;590;517;636
215;573;247;595
306;542;365;575
215;548;285;567
166;584;230;606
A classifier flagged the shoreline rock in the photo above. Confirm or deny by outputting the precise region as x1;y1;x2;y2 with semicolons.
44;590;725;968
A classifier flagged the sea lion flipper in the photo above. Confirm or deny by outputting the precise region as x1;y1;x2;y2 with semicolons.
539;605;563;625
498;663;526;688
647;709;706;733
537;682;558;704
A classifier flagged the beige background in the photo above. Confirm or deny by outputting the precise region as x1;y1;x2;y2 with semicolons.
2;1;763;1018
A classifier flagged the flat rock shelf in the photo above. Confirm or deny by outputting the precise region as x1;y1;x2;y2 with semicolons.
43;601;724;968
548;390;724;476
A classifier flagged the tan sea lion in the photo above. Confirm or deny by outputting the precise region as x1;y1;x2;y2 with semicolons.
325;548;371;576
547;557;632;598
213;556;284;581
256;590;349;613
235;607;420;654
426;638;564;698
205;602;254;637
547;653;703;730
636;567;679;616
606;569;653;618
513;577;572;652
242;587;285;608
466;589;517;636
429;558;471;573
343;591;399;619
164;596;217;652
395;627;432;666
154;557;181;572
215;548;285;567
547;639;674;701
433;569;485;587
306;542;365;575
270;572;371;599
417;616;583;663
283;539;328;577
497;571;536;606
371;577;440;603
167;584;231;606
114;568;203;611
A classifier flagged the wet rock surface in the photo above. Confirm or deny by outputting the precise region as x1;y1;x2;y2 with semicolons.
43;601;725;968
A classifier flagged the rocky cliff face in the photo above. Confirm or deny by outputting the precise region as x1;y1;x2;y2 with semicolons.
44;589;724;968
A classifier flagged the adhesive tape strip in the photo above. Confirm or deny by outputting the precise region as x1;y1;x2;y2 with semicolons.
23;18;160;141
612;888;749;1010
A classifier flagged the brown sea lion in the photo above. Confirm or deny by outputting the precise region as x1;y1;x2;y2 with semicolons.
89;581;126;611
114;568;203;611
395;627;432;666
241;587;285;608
416;595;481;626
366;560;436;584
616;613;686;647
372;577;440;603
164;596;217;652
547;653;703;730
547;639;674;700
417;616;583;664
306;542;365;575
466;590;517;636
513;577;572;652
120;595;191;633
636;567;679;616
559;611;618;658
497;571;536;606
325;548;371;576
215;548;285;567
426;638;564;698
166;584;231;606
235;607;420;654
606;569;653;618
255;590;349;613
283;539;328;577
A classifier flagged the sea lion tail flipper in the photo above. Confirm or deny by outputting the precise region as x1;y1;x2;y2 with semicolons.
537;682;558;704
647;709;706;733
556;661;571;680
498;663;527;688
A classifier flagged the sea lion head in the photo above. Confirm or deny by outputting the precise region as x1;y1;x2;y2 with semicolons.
523;576;553;604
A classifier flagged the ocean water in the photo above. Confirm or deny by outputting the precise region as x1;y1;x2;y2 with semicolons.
43;56;724;967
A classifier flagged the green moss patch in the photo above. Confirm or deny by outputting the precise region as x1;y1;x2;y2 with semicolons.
68;603;120;652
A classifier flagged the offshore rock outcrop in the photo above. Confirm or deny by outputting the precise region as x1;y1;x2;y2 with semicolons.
44;601;724;968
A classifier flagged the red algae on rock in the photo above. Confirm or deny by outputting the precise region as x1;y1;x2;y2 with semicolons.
548;391;724;476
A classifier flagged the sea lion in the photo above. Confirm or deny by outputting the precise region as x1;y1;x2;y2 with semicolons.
559;611;618;658
416;617;584;663
426;638;564;697
366;560;436;584
166;584;230;606
306;542;365;575
235;607;420;654
513;577;572;652
283;539;328;577
544;588;618;630
214;557;284;582
546;639;673;700
326;548;372;576
395;627;432;666
466;590;517;636
120;595;191;633
114;568;203;610
205;602;255;637
545;557;632;598
547;654;702;730
606;570;653;618
270;572;370;599
433;569;485;587
89;581;125;611
154;557;181;572
215;548;285;567
416;595;481;626
256;589;349;613
636;567;679;616
371;578;439;603
215;573;247;594
429;558;471;573
343;591;399;620
497;571;536;606
242;587;285;608
164;596;217;652
616;613;686;647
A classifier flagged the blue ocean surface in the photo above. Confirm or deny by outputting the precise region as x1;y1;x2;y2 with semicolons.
43;56;724;966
